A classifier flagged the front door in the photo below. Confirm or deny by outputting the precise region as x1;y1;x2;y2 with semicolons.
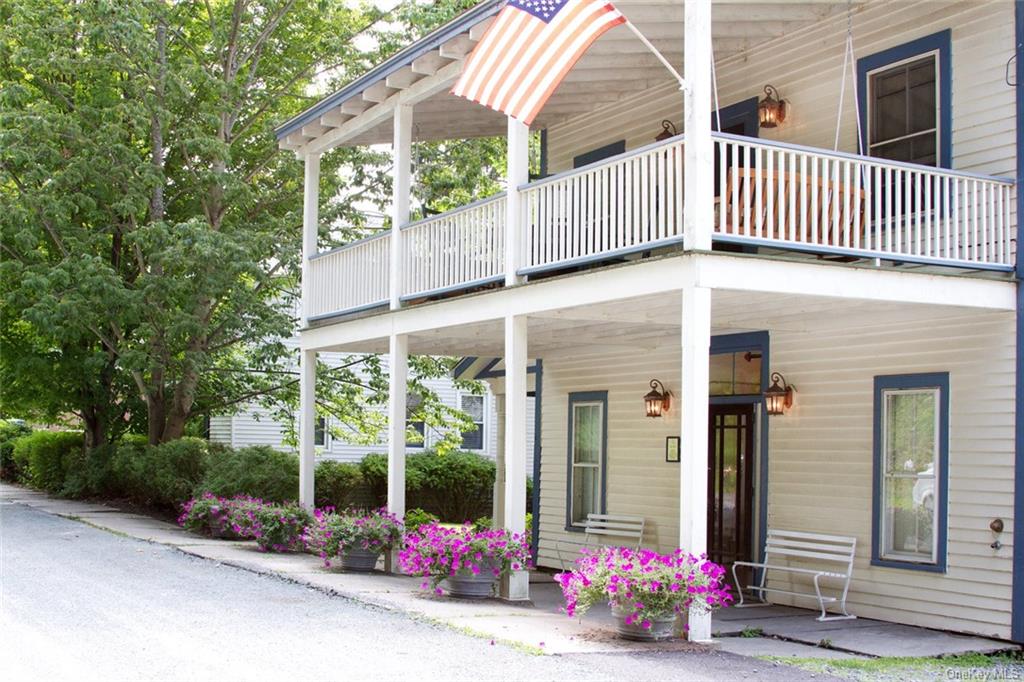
707;403;756;582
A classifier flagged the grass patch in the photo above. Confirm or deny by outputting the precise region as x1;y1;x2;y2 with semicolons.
740;626;764;638
761;652;1021;680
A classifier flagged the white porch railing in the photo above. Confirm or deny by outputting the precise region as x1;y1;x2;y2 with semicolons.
401;193;506;299
711;132;1015;268
307;233;389;319
306;135;1015;319
520;136;685;273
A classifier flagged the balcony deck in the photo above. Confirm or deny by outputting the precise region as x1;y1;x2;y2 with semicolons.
307;133;1015;323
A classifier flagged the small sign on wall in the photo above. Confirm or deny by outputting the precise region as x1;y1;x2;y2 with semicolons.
665;436;680;463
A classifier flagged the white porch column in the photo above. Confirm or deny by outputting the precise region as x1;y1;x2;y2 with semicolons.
386;333;408;571
683;0;713;251
501;315;529;601
300;153;321;325
390;104;413;310
298;349;316;508
680;284;712;641
505;117;530;287
492;394;507;527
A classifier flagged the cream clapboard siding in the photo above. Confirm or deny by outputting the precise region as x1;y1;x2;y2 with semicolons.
546;1;1015;190
536;308;1015;639
768;311;1014;639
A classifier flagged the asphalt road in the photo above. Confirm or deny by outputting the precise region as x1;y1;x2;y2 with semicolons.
1;502;833;682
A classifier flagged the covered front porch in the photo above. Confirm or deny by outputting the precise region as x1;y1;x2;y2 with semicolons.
297;251;1017;641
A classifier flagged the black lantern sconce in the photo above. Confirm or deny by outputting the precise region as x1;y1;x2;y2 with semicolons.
758;85;787;129
655;119;678;142
644;379;672;418
764;372;796;415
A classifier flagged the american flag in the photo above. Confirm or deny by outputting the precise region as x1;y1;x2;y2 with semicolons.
451;0;626;126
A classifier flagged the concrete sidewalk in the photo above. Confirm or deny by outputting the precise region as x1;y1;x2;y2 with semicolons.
2;483;1016;660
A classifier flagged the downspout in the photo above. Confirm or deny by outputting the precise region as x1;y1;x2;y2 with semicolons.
1012;0;1024;644
530;359;544;565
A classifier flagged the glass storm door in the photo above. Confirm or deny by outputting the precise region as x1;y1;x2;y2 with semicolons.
707;403;756;582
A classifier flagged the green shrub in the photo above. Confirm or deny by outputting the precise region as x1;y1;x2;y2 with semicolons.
407;450;494;523
198;445;299;503
358;453;389;506
62;443;119;498
404;507;439;531
108;437;209;508
11;431;83;492
314;460;368;509
359;450;494;523
0;420;31;481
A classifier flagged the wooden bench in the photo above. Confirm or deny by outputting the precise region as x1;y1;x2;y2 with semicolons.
719;168;867;248
732;529;857;621
555;513;646;570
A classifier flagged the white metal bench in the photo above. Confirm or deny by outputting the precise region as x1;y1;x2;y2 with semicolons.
732;529;857;621
555;513;646;570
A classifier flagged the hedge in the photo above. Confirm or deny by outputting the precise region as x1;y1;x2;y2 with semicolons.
11;431;84;493
0;420;32;481
197;445;300;503
6;433;522;524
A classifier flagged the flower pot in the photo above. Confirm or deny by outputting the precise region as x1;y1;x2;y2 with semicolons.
610;606;677;642
338;548;381;572
443;563;500;599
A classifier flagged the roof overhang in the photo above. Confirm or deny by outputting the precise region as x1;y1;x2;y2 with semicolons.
277;0;865;154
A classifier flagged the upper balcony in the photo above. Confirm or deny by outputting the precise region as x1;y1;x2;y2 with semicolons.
305;131;1014;321
278;0;1018;324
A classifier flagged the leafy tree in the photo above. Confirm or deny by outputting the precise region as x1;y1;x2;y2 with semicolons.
0;0;497;448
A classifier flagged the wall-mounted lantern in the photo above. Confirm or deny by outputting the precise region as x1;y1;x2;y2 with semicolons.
655;119;678;142
758;85;787;129
764;372;796;415
644;379;672;418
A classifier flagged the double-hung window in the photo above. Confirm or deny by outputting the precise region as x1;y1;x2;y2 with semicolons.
858;30;951;168
459;394;485;451
566;391;607;529
872;373;949;571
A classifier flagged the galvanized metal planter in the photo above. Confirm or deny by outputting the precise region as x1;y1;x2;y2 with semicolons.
338;548;381;572
443;562;500;599
610;606;677;641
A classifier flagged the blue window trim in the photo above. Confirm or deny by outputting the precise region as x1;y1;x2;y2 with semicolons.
856;29;952;168
565;390;608;533
1012;0;1024;644
871;372;950;573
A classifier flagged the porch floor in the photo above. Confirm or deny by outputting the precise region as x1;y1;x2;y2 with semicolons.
4;483;1017;660
526;576;1017;659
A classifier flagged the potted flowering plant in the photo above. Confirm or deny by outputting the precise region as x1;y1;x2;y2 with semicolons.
250;502;313;552
178;493;264;539
304;507;403;572
555;546;733;641
399;523;531;599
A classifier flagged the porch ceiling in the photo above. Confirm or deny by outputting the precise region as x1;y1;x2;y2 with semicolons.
318;288;1006;358
277;0;864;151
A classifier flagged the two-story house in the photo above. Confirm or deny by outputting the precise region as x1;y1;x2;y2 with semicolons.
274;0;1021;643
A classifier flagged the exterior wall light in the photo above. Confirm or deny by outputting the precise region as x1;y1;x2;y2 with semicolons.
758;85;787;129
644;379;672;418
764;372;796;415
655;119;678;142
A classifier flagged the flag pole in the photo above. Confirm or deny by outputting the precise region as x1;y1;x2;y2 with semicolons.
624;21;687;91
